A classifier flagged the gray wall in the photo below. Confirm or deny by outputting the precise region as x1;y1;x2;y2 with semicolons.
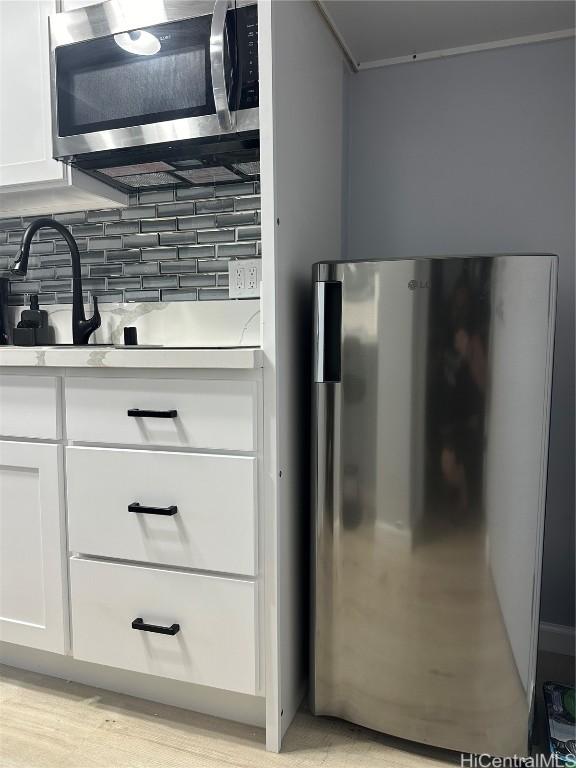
345;38;575;628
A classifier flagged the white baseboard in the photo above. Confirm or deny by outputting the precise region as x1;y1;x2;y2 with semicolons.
539;622;576;656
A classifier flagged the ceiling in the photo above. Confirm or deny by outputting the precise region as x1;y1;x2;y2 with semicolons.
319;1;575;69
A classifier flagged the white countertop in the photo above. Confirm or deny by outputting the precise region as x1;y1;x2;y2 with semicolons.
0;346;263;370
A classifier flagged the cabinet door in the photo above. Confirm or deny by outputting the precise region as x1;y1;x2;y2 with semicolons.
0;441;68;653
0;1;64;187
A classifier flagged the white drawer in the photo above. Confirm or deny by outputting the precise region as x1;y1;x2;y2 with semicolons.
0;374;60;440
70;558;258;695
67;447;257;576
65;377;257;451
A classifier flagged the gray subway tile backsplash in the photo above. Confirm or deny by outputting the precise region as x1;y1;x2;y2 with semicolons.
160;260;198;274
142;275;178;289
215;182;254;198
93;291;123;304
55;238;87;252
234;195;261;211
217;241;257;258
216;211;258;227
175;186;214;201
139;188;174;204
196;198;234;214
0;180;260;304
107;277;141;290
157;201;197;217
10;281;40;294
40;279;73;293
29;241;54;255
121;205;156;220
0;218;22;230
105;248;141;263
80;250;106;265
178;244;215;260
105;220;140;235
197;228;235;244
198;258;229;273
179;274;216;288
237;225;261;241
177;214;215;231
56;265;89;278
159;231;198;246
160;288;198;301
140;217;176;232
40;253;74;267
89;235;123;250
27;266;57;280
87;209;120;223
53;211;86;225
199;288;230;301
141;246;178;261
124;289;160;302
7;230;26;243
123;261;160;276
71;223;105;237
89;263;123;277
82;277;107;291
123;233;159;248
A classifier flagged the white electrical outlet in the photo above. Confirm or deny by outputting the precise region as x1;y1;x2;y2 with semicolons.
228;259;261;298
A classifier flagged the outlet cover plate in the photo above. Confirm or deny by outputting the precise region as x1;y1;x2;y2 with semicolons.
228;259;261;298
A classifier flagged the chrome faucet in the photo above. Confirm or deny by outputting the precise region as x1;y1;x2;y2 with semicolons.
11;217;100;345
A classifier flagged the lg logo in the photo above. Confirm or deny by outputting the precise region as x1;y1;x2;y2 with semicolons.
408;279;430;290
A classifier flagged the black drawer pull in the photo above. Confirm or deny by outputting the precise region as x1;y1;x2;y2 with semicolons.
127;408;178;419
131;618;180;635
128;502;178;516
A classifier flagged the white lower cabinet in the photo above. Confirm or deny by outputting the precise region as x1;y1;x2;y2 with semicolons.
0;369;262;719
0;441;67;653
70;557;258;695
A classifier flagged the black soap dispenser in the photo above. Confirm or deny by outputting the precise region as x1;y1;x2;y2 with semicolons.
21;294;47;327
13;294;55;346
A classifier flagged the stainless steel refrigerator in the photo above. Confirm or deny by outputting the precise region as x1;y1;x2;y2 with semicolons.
311;255;557;758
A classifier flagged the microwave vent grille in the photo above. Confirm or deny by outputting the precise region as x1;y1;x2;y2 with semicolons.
231;161;260;177
175;166;243;185
105;171;183;188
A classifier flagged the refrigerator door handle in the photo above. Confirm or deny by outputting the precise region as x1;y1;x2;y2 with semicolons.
314;281;342;383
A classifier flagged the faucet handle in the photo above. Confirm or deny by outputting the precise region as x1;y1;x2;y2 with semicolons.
89;294;101;329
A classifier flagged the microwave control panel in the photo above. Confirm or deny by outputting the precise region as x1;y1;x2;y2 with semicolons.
237;3;259;110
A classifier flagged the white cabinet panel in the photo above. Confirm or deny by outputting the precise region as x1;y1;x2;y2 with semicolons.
0;374;60;440
67;446;257;575
0;0;62;187
70;557;258;695
65;377;257;451
0;442;67;653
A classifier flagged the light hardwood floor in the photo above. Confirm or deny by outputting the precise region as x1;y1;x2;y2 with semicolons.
0;664;454;768
0;652;573;768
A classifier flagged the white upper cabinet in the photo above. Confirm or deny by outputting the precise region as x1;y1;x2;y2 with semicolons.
0;0;126;216
0;0;60;187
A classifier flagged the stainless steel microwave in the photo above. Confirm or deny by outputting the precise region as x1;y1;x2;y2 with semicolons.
49;0;259;162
